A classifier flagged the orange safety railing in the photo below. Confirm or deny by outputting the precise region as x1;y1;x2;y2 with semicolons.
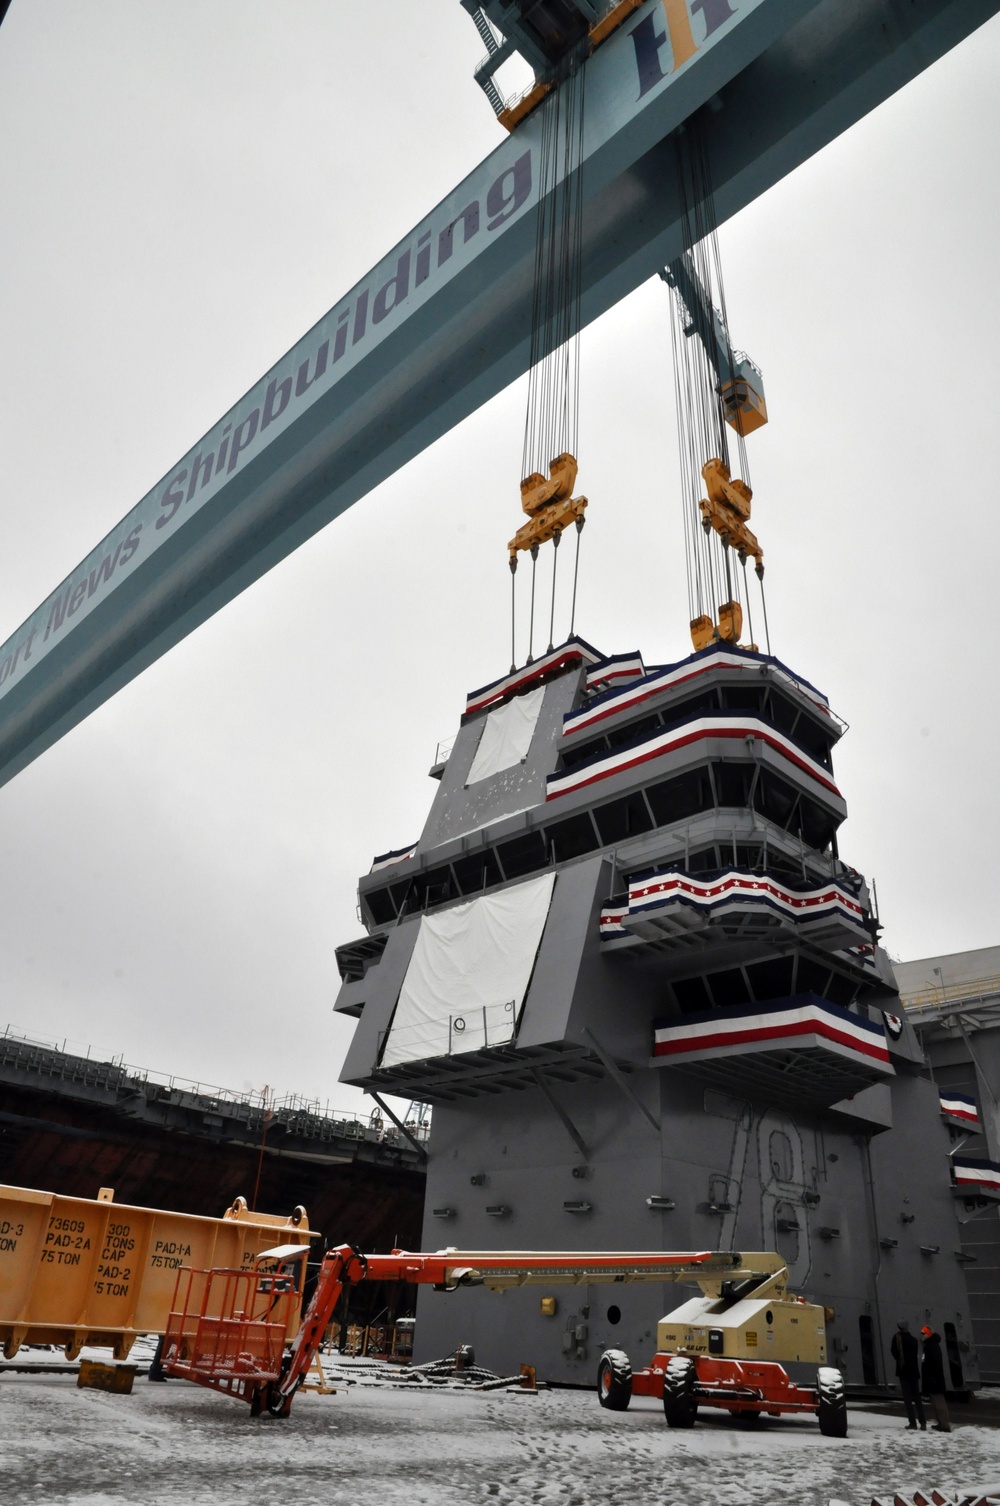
163;1266;299;1405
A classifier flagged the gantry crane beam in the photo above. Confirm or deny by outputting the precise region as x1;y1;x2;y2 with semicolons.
0;0;995;789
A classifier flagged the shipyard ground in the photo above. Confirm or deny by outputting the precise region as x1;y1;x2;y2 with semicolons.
4;1373;1000;1506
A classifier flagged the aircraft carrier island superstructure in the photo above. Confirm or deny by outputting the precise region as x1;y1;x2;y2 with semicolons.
335;638;984;1387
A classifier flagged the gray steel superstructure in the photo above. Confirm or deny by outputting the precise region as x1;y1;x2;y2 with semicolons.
895;947;1000;1384
336;639;986;1387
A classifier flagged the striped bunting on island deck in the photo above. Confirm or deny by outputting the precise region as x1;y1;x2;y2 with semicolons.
652;994;891;1071
599;905;629;939
563;645;836;740
600;869;870;955
465;637;603;717
628;868;865;928
585;652;645;694
369;842;417;874
953;1157;1000;1197
546;715;842;803
940;1092;981;1129
850;943;882;977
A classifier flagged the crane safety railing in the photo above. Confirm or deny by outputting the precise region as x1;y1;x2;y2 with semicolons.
730;348;763;382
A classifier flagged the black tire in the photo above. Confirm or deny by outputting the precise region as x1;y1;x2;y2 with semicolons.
816;1366;848;1438
663;1356;698;1428
266;1382;293;1418
597;1349;632;1411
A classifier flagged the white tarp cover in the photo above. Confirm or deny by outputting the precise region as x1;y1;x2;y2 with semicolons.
466;686;545;785
380;871;556;1067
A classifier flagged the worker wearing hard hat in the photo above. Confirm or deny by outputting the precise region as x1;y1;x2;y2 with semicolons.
920;1326;952;1432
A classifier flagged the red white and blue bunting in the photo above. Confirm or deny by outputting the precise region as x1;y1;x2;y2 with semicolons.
940;1092;981;1129
547;715;842;804
599;905;629;939
600;869;869;951
652;995;891;1070
585;652;646;694
953;1157;1000;1196
466;637;603;716
564;645;837;741
628;867;864;926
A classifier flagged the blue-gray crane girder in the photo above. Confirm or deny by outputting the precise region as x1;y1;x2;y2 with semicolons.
0;0;995;790
661;255;736;387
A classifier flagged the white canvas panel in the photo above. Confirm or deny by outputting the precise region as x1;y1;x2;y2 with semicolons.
466;685;545;784
380;871;555;1067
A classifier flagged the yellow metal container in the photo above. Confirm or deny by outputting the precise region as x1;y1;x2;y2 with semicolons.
0;1184;312;1360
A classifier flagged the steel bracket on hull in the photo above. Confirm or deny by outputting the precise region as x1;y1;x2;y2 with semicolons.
583;1027;659;1134
530;1068;588;1160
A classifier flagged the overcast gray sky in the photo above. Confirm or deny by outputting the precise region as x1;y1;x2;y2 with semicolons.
1;2;998;1114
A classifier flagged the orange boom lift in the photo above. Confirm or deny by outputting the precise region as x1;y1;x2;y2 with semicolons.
162;1242;847;1435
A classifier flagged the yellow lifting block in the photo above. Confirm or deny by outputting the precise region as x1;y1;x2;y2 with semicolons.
702;457;752;521
689;615;716;653
509;493;587;565
0;1183;313;1361
520;452;578;517
717;599;743;644
698;458;764;573
689;601;743;653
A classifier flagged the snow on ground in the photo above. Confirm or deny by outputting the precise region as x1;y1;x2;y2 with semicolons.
3;1372;1000;1506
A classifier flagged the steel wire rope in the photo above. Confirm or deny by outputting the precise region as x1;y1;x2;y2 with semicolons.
759;574;772;655
669;301;698;623
740;555;755;651
528;547;538;663
522;88;557;480
518;51;586;657
667;113;759;644
695;127;752;638
569;517;584;636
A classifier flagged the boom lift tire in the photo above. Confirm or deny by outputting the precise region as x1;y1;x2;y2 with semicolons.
662;1355;698;1427
816;1367;848;1438
597;1349;633;1411
266;1383;293;1419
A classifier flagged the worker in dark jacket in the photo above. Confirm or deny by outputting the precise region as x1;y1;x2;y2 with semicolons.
890;1321;925;1429
920;1325;952;1432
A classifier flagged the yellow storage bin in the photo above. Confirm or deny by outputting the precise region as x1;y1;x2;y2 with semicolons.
0;1184;312;1360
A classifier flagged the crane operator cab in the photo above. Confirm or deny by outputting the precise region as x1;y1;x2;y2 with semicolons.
719;350;768;436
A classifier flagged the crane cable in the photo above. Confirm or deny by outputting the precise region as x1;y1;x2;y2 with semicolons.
667;113;773;652
512;49;587;665
673;118;742;630
521;58;586;480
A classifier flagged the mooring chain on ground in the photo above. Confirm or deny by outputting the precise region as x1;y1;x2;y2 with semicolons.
319;1351;524;1391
